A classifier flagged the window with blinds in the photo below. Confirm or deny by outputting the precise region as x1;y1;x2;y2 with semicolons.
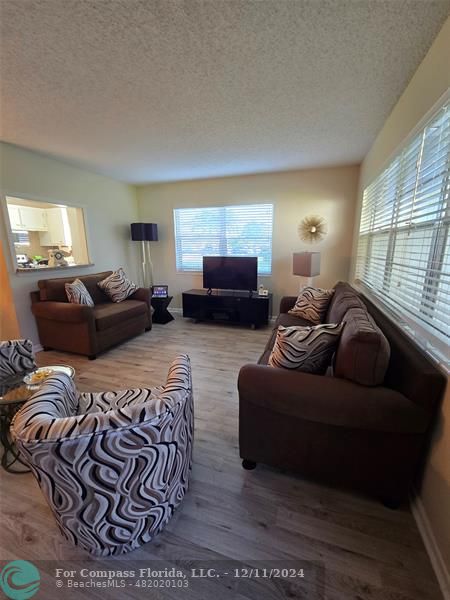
174;203;274;274
12;230;30;246
355;98;449;344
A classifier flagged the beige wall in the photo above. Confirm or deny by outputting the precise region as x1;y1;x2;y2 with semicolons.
137;165;359;313
0;142;139;346
353;17;450;581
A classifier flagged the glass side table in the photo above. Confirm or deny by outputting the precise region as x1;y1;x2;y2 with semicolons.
0;373;35;473
0;365;76;473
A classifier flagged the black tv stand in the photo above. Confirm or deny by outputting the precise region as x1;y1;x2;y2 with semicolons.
182;289;272;329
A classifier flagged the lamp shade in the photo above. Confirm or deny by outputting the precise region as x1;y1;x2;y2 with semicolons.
131;223;158;241
292;252;320;277
145;223;158;241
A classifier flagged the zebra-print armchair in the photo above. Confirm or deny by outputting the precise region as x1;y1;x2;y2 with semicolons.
0;339;36;380
11;354;194;556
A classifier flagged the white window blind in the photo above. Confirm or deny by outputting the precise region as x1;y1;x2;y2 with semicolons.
12;230;30;246
174;203;274;274
356;99;450;344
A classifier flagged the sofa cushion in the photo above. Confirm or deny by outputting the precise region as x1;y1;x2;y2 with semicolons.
39;271;112;304
289;286;334;324
360;294;446;410
268;323;343;374
239;363;430;433
97;268;137;303
326;281;365;323
65;279;94;307
94;300;147;331
276;313;313;328
79;273;114;304
279;296;299;314
334;307;390;386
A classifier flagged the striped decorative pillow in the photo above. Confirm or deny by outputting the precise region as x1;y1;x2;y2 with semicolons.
289;286;334;324
268;323;343;374
97;268;137;303
65;279;94;306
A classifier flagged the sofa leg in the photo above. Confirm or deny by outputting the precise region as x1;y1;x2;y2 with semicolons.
242;459;257;470
145;326;151;331
88;354;97;361
43;346;52;351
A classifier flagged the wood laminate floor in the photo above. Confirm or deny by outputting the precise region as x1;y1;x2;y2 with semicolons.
0;317;442;600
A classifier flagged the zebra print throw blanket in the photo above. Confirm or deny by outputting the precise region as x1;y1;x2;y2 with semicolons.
269;323;343;374
289;286;334;324
0;339;36;379
11;354;194;556
65;278;94;306
97;267;137;302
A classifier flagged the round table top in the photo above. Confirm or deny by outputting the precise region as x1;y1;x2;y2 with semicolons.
0;365;75;406
0;373;34;406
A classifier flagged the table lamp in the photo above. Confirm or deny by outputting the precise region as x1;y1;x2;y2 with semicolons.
131;223;158;288
292;252;320;289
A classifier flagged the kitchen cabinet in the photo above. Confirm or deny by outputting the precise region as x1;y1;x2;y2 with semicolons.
7;205;48;231
7;206;22;230
20;206;48;231
39;208;72;246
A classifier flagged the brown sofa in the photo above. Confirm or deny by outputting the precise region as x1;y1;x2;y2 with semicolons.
31;271;152;359
238;282;446;506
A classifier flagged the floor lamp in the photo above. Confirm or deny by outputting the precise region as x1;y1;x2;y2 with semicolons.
131;223;158;288
293;252;320;290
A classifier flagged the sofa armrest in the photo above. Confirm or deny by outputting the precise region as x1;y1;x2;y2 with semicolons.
130;287;152;310
279;296;298;314
31;301;95;324
30;290;40;304
238;363;429;432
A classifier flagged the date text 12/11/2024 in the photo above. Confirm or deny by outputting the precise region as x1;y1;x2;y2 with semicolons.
191;568;306;578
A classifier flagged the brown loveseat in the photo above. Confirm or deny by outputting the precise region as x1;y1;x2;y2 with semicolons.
238;282;446;506
31;271;152;359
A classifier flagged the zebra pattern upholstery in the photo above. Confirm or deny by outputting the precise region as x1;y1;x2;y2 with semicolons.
78;385;165;413
11;354;194;557
0;339;36;379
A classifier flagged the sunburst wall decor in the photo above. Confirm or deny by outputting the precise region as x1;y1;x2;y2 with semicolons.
298;215;327;243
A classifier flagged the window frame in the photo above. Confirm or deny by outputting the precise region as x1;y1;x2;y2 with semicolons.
0;192;94;273
173;202;274;276
353;89;450;369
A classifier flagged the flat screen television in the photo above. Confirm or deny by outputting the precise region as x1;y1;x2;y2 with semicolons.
203;256;257;292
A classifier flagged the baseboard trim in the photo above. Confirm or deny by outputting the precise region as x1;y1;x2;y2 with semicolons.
410;491;450;600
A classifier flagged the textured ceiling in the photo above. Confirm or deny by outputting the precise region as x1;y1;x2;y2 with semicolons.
1;0;449;184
